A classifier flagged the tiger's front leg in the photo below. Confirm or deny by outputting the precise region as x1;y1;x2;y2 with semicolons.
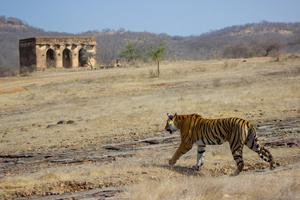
169;142;193;166
193;145;206;171
230;145;244;176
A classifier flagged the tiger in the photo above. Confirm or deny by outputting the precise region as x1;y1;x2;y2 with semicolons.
164;113;278;176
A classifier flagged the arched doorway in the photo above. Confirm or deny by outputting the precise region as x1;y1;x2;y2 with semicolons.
46;49;56;68
63;48;72;68
78;48;88;67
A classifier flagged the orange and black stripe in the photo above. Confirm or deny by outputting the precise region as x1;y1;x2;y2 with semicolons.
166;113;277;175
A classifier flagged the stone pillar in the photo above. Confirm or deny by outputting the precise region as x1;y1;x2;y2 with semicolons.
71;44;79;68
88;45;97;67
35;44;47;70
55;45;63;68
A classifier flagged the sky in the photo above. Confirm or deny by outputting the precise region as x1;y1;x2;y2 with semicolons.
1;0;300;36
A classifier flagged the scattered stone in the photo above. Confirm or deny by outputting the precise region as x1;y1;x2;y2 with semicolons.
0;154;33;159
264;138;300;148
103;145;121;151
44;155;53;158
57;120;75;125
46;124;56;128
142;139;160;145
50;158;84;164
47;120;75;128
66;120;75;124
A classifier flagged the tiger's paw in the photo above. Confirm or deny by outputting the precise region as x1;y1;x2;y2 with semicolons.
269;161;280;170
192;165;201;171
230;170;240;176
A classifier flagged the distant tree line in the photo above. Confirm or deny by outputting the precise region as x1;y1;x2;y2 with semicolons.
222;41;281;59
117;42;165;77
1;17;300;76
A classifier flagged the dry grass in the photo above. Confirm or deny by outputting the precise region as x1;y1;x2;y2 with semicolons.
1;57;299;153
122;145;300;200
1;141;299;199
126;170;300;200
0;162;141;198
0;57;299;199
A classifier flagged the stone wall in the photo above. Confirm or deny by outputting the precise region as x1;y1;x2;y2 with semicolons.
19;38;37;73
19;37;97;73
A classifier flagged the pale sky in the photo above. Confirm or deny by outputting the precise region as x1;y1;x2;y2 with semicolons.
1;0;300;36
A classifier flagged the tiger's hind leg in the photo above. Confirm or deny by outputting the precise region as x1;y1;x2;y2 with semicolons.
246;132;278;170
193;145;206;171
260;146;277;169
230;145;244;176
250;142;276;169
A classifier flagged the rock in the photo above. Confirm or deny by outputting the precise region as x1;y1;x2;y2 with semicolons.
57;120;75;125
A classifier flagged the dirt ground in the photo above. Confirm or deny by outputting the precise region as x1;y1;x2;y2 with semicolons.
0;57;299;199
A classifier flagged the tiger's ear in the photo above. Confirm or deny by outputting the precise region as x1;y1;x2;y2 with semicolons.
167;113;173;120
174;113;177;117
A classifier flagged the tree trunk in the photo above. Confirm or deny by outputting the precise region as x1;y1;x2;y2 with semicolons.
157;60;160;77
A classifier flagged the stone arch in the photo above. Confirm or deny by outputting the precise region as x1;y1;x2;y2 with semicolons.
46;48;56;68
62;48;72;68
78;48;88;67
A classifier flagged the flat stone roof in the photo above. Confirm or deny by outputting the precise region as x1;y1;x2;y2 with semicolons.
19;37;96;45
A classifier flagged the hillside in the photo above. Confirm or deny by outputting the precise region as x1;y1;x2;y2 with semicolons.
0;16;300;75
183;21;300;59
0;16;70;75
85;21;300;63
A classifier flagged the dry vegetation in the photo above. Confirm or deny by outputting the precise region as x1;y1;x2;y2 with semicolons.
0;57;299;199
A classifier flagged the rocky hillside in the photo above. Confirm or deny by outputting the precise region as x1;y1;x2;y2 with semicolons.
181;21;300;59
0;16;300;75
84;21;300;64
0;16;70;75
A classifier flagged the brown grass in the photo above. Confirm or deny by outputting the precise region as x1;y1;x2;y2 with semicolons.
0;57;299;199
126;170;300;200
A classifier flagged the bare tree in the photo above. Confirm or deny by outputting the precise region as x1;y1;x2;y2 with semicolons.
262;42;282;61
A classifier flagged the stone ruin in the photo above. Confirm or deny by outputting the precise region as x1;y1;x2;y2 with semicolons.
19;37;96;73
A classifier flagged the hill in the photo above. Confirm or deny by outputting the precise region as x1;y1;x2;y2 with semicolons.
0;16;70;76
183;21;300;59
0;16;300;75
83;21;300;63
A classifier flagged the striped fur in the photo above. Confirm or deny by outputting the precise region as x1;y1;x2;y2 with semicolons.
165;113;277;176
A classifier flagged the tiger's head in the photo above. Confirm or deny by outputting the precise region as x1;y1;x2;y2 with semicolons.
165;113;178;134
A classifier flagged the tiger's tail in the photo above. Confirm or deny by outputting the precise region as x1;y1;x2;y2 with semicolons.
246;125;280;169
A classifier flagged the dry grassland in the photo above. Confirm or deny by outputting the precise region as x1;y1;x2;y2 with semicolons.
0;57;299;199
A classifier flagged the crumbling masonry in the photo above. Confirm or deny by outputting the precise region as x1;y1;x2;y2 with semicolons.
19;37;96;73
